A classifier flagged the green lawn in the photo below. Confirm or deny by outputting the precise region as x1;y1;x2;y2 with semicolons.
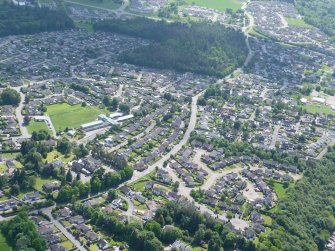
184;0;244;12
66;0;121;9
46;103;106;131
46;150;74;164
132;181;146;192
27;120;51;134
272;182;295;200
34;177;56;191
273;182;286;199
262;214;273;225
285;17;313;29
0;163;8;173
302;104;335;116
0;233;11;251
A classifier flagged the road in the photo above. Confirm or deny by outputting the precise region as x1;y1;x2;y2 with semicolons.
315;137;335;160
241;1;254;68
129;92;201;183
270;125;280;149
9;86;30;139
41;206;87;251
107;121;156;153
65;0;134;18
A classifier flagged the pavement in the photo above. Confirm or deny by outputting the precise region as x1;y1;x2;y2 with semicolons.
129;92;201;183
9;85;30;140
40;206;87;251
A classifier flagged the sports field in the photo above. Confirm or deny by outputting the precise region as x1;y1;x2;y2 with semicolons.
302;104;335;116
46;103;106;131
184;0;244;12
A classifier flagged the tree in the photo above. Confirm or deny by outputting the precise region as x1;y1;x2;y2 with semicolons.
145;220;162;238
77;181;90;198
10;183;20;195
107;189;118;201
193;227;205;245
66;169;72;182
1;211;47;251
23;116;31;125
0;88;20;106
119;103;130;114
0;175;8;189
208;234;224;251
111;97;119;110
57;138;72;155
91;176;101;193
73;144;89;158
161;226;182;244
57;185;74;202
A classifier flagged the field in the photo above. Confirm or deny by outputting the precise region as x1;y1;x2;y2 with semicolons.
27;119;50;134
285;17;313;29
65;0;121;9
46;103;106;131
184;0;244;12
302;104;335;116
0;233;11;251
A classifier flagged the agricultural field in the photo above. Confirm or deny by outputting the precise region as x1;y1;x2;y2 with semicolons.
46;103;106;131
27;119;50;134
184;0;244;12
65;0;121;9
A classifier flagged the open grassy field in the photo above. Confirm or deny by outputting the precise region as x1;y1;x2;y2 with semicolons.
184;0;244;12
27;119;50;134
285;17;313;29
302;104;335;116
0;233;11;251
46;103;106;131
65;0;121;9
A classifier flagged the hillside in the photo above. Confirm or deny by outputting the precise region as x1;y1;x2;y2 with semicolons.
94;18;248;77
0;3;74;37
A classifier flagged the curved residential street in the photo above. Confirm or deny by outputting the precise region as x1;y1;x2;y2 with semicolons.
129;92;202;183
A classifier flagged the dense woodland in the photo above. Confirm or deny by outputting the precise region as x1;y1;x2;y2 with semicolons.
257;148;335;251
0;3;74;37
278;0;335;38
295;0;335;38
94;18;248;77
0;211;47;251
73;200;256;251
0;88;21;106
